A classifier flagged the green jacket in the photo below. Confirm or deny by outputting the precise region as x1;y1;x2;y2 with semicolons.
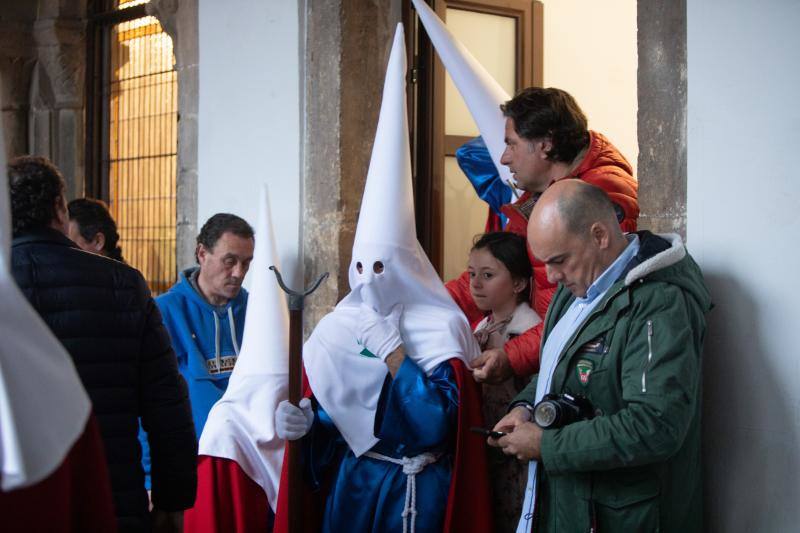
514;231;712;533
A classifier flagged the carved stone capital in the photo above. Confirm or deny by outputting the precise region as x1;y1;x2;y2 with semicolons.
32;18;85;107
146;0;179;45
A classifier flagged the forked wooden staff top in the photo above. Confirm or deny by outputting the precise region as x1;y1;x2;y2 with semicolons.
269;266;328;533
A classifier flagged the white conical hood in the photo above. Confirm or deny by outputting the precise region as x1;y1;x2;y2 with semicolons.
352;24;416;253
199;184;289;511
411;0;514;186
302;24;480;458
345;23;459;317
0;108;91;490
228;184;289;378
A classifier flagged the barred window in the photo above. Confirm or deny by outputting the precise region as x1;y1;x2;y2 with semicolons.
87;0;177;294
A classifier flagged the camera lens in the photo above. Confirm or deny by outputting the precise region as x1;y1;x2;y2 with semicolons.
534;401;558;428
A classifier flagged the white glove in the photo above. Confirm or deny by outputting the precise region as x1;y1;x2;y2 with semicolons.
357;303;403;360
275;398;314;440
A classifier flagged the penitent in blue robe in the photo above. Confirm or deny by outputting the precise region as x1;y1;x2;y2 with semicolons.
303;356;458;533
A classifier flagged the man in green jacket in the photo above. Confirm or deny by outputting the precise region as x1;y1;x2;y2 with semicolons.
490;179;711;532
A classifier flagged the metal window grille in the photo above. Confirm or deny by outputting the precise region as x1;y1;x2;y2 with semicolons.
87;0;177;294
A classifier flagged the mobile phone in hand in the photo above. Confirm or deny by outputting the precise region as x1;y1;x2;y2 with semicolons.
469;426;506;440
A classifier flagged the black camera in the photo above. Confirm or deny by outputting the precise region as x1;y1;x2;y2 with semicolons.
533;393;595;429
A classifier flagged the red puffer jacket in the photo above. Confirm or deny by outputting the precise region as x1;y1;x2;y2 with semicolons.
446;131;638;376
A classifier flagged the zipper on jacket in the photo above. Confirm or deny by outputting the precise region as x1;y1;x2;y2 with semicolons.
641;320;653;393
552;283;628;373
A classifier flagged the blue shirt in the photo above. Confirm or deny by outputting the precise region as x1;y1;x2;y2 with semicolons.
537;234;641;394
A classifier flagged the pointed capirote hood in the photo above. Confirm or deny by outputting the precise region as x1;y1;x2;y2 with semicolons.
344;22;462;317
228;184;289;379
199;184;289;511
352;23;416;253
0;110;91;490
411;0;514;186
304;23;480;458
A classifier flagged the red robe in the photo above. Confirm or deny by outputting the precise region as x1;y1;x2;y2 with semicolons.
0;416;117;533
183;456;273;533
273;358;492;533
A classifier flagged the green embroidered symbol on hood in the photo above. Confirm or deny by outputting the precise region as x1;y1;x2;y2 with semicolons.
359;347;378;358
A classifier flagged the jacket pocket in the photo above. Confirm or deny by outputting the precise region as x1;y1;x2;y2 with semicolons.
591;471;660;532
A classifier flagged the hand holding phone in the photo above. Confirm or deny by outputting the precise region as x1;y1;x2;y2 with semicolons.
469;426;507;440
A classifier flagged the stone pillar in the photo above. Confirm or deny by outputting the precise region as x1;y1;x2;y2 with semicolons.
31;1;86;199
0;3;37;160
301;0;402;333
637;0;687;238
147;0;198;271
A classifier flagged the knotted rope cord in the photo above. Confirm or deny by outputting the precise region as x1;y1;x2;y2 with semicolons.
363;451;441;533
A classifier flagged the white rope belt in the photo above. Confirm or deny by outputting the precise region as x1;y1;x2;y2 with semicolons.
363;451;442;533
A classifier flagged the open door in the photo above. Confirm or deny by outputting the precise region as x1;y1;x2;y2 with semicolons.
406;0;543;280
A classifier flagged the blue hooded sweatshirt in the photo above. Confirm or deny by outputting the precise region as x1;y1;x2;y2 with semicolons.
139;266;248;487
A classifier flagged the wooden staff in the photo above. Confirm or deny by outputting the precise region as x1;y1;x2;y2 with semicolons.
270;266;328;533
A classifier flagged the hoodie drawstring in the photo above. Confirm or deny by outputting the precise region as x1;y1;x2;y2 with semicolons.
227;306;240;356
211;308;239;375
213;312;222;373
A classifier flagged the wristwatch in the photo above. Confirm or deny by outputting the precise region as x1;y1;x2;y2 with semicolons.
508;400;535;421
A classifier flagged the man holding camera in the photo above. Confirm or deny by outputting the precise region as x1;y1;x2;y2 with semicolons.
490;179;711;532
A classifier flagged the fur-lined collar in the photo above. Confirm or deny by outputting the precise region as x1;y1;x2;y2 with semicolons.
474;301;541;337
624;233;686;286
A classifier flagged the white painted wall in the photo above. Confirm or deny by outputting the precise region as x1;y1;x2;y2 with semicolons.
687;1;800;530
540;0;638;176
198;0;301;287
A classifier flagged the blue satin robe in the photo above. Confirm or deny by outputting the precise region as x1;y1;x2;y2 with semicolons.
455;136;512;225
305;357;459;533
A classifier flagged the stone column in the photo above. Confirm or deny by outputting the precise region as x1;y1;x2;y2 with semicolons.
637;0;687;238
31;0;86;199
147;0;199;271
0;3;37;161
301;0;402;333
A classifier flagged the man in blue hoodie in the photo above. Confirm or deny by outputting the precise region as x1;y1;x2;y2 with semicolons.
141;213;254;488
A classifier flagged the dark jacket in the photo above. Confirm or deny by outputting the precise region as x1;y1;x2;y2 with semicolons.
513;231;712;532
12;228;198;532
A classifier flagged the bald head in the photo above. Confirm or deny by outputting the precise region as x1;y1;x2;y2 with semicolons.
527;179;628;297
534;179;622;238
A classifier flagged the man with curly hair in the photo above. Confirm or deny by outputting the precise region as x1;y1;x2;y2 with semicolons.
448;88;639;385
9;155;197;533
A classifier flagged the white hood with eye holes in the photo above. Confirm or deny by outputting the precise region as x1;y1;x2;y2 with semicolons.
302;24;480;458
